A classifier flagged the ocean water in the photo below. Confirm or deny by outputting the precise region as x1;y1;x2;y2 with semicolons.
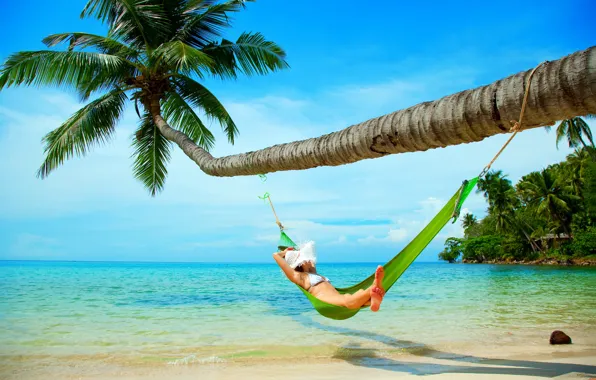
1;261;595;365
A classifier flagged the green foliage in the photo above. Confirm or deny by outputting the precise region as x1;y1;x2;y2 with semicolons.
439;237;463;263
132;113;172;196
585;159;596;221
0;0;289;195
461;235;503;262
440;139;596;263
38;90;128;178
553;116;595;149
568;226;596;256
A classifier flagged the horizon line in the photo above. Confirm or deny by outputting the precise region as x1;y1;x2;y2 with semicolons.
0;259;444;264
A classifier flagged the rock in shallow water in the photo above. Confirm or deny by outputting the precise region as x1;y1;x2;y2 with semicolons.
550;330;572;345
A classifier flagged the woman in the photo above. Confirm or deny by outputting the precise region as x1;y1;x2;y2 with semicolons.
273;241;385;311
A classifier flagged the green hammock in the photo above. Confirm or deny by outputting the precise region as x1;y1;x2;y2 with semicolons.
278;178;478;320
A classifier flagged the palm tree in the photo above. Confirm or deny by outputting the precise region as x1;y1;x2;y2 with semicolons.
476;170;517;232
548;115;595;150
1;9;595;180
563;148;592;197
462;213;478;230
0;0;288;194
516;169;579;236
477;170;507;200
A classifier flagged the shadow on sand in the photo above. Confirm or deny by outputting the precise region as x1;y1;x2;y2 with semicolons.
292;315;596;378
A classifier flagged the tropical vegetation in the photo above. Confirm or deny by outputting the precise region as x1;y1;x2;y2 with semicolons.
0;0;288;195
1;1;595;181
439;122;596;264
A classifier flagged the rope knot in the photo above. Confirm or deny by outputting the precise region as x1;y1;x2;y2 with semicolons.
509;120;522;132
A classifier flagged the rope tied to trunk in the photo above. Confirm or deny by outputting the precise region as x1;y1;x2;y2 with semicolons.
478;61;548;178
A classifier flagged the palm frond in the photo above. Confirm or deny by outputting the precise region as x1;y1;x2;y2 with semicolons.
37;90;128;178
152;41;213;77
132;113;172;196
0;50;133;92
81;0;168;49
204;32;288;78
173;75;237;143
555;119;573;148
575;117;595;146
42;33;139;60
177;1;248;48
77;70;138;102
183;0;249;13
161;92;215;150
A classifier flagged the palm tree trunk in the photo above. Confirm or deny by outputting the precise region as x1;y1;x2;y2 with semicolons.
161;46;596;177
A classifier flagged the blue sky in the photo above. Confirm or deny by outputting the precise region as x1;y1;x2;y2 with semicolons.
1;0;594;263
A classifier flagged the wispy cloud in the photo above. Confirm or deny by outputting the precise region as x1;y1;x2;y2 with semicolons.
0;59;578;262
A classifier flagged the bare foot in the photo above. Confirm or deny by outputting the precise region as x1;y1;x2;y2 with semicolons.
370;265;385;312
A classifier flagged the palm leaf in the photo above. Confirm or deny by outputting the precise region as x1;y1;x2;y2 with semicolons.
183;0;248;13
132;113;172;196
0;50;133;92
161;92;215;150
152;41;214;76
37;90;128;178
575;117;595;146
204;32;288;78
81;0;168;49
42;33;139;60
555;119;569;148
77;69;138;102
177;1;248;48
173;75;237;143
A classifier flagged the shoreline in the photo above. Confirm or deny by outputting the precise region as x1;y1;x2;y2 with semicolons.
3;342;595;379
456;258;596;266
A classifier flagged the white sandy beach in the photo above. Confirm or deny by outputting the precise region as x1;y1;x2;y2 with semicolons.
4;339;595;380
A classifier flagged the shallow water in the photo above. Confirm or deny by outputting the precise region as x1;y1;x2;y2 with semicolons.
1;261;595;364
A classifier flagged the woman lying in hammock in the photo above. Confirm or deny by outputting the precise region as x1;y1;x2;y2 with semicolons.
273;241;386;311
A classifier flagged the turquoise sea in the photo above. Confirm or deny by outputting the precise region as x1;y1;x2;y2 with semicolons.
1;261;595;366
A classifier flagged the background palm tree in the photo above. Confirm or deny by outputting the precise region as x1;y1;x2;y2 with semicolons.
546;115;595;150
0;0;288;194
476;170;517;232
516;169;578;236
562;148;592;198
462;213;478;230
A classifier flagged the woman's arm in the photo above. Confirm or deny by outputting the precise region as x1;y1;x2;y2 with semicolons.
273;250;306;288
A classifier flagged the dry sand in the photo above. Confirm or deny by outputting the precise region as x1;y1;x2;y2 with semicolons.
3;342;595;380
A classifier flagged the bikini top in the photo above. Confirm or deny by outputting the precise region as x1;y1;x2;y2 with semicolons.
306;273;330;290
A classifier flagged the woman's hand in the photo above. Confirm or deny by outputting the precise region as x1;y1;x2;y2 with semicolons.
275;247;294;258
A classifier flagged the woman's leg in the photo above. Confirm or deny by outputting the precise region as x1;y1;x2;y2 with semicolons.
341;266;385;310
311;266;385;310
370;266;385;312
342;288;372;309
313;285;373;309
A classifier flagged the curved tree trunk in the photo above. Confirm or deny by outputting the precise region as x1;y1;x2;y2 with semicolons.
159;46;596;177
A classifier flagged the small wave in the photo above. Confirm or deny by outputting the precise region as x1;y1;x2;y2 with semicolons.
167;354;225;365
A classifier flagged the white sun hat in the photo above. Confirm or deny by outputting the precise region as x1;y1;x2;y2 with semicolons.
285;241;317;269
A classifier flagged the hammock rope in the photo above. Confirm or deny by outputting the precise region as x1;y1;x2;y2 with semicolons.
478;61;546;178
258;61;545;320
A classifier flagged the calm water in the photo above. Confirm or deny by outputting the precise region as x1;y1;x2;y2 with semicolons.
1;261;595;364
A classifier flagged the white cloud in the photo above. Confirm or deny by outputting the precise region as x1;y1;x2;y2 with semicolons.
0;64;580;261
388;228;408;242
